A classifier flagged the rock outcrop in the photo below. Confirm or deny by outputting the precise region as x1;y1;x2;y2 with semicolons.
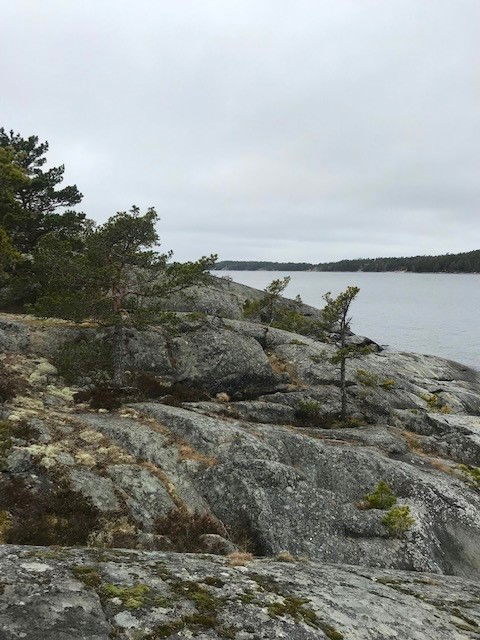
1;278;480;638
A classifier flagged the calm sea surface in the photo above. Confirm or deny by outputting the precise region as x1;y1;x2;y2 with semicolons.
218;271;480;368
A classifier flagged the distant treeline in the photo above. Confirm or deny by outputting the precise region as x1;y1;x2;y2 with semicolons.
213;250;480;273
213;261;315;271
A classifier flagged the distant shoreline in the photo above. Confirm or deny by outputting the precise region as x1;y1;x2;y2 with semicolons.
212;249;480;274
214;268;480;275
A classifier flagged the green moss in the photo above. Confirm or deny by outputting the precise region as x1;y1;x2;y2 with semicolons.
458;464;480;490
170;580;223;612
101;583;151;609
239;592;257;604
149;620;183;638
154;595;173;608
362;482;397;510
248;573;284;595
379;378;395;390
267;596;319;628
72;565;101;588
382;505;415;537
151;613;217;638
24;549;70;560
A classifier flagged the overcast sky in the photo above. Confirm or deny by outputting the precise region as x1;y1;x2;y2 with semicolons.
1;1;479;262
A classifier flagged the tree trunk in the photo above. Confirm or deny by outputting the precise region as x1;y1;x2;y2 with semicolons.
112;323;127;387
340;357;347;421
339;316;347;421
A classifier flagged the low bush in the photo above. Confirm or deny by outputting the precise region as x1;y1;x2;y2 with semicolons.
135;374;210;404
155;507;229;553
272;310;312;334
382;505;415;537
295;401;364;429
421;393;451;414
361;481;397;510
0;420;35;469
0;361;23;402
355;369;379;387
295;400;323;427
0;476;100;546
356;369;396;391
53;337;113;384
73;385;124;410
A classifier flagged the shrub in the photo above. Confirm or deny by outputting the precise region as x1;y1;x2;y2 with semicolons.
355;369;379;387
242;298;262;319
0;510;12;543
295;400;322;427
0;361;23;402
356;369;395;391
73;385;124;410
134;375;210;404
382;505;415;537
272;310;310;334
338;416;365;428
362;481;397;510
275;550;297;563
0;420;34;468
295;402;363;430
421;393;451;414
87;516;137;548
53;337;113;384
89;386;124;410
0;476;100;546
458;464;480;490
155;507;229;553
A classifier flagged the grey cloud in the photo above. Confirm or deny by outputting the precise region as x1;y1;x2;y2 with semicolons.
1;0;479;261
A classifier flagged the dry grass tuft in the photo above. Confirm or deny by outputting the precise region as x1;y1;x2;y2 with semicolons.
177;444;217;467
402;430;425;454
227;551;254;566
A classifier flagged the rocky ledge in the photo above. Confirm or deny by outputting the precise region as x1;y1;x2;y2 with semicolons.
1;545;480;639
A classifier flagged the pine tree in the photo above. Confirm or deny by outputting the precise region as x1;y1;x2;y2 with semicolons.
243;276;291;324
30;206;216;385
0;227;20;284
0;128;86;252
322;286;370;420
